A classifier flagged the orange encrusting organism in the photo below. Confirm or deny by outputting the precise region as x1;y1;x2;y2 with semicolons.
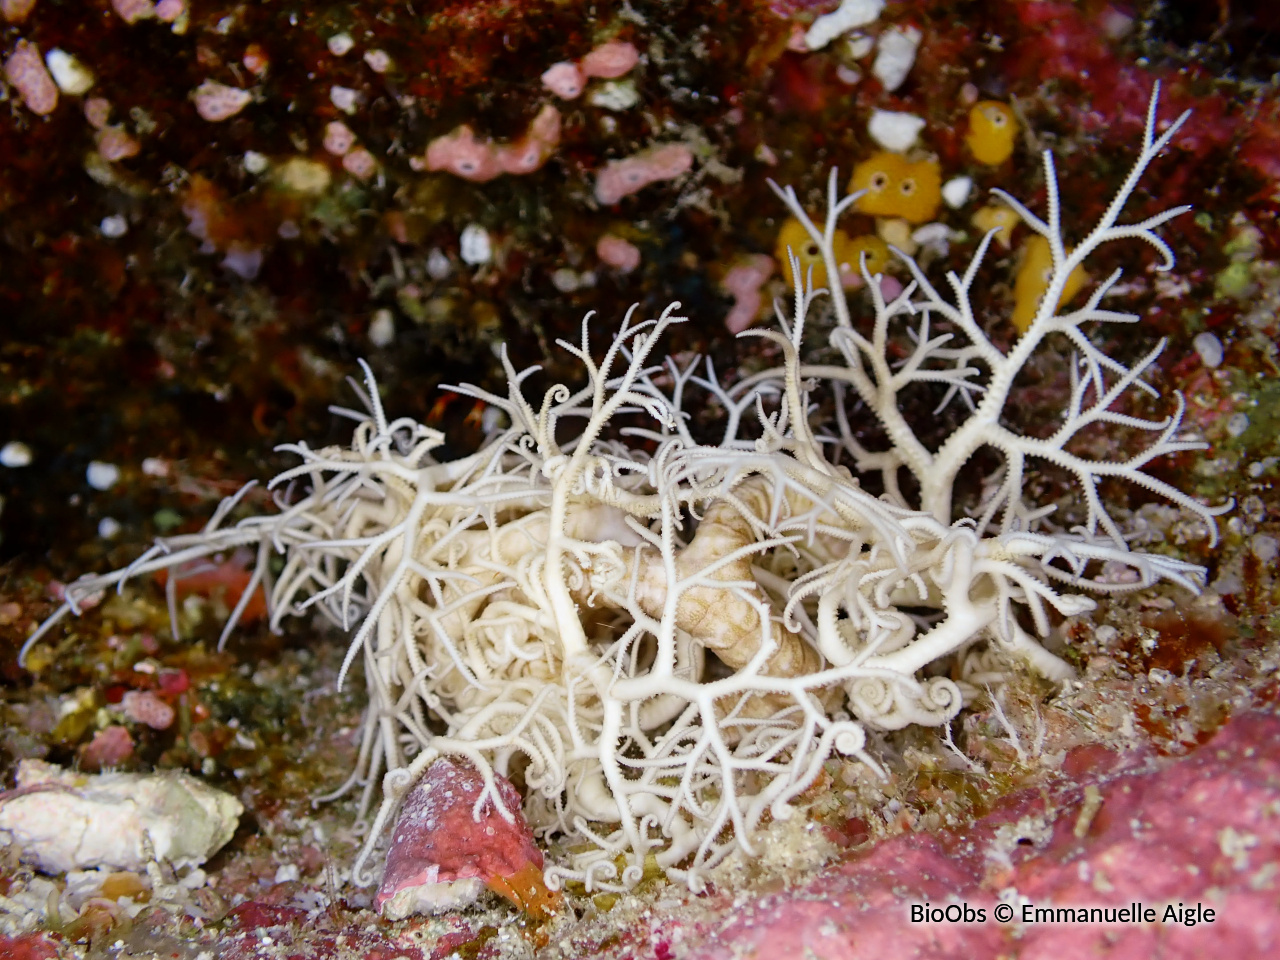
848;152;942;224
1011;234;1089;333
965;100;1018;165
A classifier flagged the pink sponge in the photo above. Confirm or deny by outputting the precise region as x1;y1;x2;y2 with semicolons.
595;142;693;205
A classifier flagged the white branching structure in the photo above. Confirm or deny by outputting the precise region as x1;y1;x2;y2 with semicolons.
25;86;1226;892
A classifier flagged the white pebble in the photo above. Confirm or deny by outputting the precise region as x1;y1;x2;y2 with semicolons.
805;0;885;51
867;109;925;151
141;457;169;477
942;176;972;209
97;516;122;540
0;441;33;468
911;222;950;256
86;461;120;490
459;224;491;266
1193;331;1223;368
872;25;921;92
329;85;359;114
243;150;269;174
363;49;391;73
327;33;354;57
1252;534;1279;564
44;48;95;95
273;863;301;883
427;248;452;280
99;215;128;238
368;309;395;347
1226;412;1249;438
1094;624;1118;644
846;33;875;59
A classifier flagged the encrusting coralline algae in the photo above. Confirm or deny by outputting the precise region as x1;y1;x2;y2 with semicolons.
23;85;1227;898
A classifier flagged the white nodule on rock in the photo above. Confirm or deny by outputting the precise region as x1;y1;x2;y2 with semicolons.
98;516;122;540
0;759;242;874
867;109;925;151
368;309;396;347
243;150;269;175
459;224;491;266
1193;331;1224;368
86;461;120;490
0;440;32;468
327;33;353;56
329;85;359;115
805;0;884;51
871;25;921;92
44;48;95;95
942;176;972;209
100;214;128;237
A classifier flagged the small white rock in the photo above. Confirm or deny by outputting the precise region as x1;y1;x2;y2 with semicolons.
327;33;354;56
911;222;951;256
364;49;392;73
1252;533;1279;563
0;759;242;874
0;441;33;468
141;456;169;477
942;175;972;209
1193;331;1224;368
588;79;641;111
330;85;359;114
867;109;925;151
98;516;122;539
459;224;491;266
273;863;301;883
100;215;128;238
872;25;921;92
86;461;120;490
1226;412;1249;438
368;308;395;347
426;247;452;280
847;33;875;59
243;150;269;174
805;0;885;51
44;48;95;95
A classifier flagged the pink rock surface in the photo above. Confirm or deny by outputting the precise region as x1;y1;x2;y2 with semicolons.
581;708;1280;959
376;756;556;919
594;143;694;205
